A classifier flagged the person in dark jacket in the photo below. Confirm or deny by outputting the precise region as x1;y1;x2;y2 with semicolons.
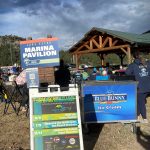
54;59;71;89
125;53;150;123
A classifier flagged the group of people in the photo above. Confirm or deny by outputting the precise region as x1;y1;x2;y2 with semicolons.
55;56;150;124
1;54;150;123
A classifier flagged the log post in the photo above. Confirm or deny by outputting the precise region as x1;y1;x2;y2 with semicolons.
127;47;131;64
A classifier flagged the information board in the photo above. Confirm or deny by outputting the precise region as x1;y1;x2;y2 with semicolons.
82;82;137;123
26;68;39;88
20;37;60;68
29;85;84;150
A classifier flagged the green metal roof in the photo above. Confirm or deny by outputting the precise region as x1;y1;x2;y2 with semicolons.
94;27;150;44
69;27;150;53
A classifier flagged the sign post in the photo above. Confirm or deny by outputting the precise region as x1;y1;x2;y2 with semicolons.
29;85;84;150
20;37;84;149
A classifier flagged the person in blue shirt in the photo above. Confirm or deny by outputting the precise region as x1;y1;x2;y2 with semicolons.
125;52;150;123
93;67;97;73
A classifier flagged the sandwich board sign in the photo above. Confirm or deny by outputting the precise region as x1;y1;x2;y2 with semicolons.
29;85;84;150
20;37;60;69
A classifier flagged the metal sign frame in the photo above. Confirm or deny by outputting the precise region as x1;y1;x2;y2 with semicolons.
29;84;84;150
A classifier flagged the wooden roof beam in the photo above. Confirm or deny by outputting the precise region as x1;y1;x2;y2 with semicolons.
91;39;100;49
73;44;130;54
90;40;93;49
99;36;102;47
112;40;118;46
75;40;90;52
109;37;112;47
75;35;97;52
102;37;109;47
120;47;128;55
85;44;91;50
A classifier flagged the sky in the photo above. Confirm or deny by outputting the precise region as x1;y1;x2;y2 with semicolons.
0;0;150;49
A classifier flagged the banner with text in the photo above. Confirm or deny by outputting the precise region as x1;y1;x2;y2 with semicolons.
82;82;137;123
26;68;39;88
20;38;60;68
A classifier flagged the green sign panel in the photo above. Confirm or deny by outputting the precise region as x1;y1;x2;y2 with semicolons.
32;95;81;150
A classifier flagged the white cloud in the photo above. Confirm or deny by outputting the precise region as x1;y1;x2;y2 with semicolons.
0;0;150;49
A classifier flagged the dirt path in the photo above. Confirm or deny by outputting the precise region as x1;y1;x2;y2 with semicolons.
0;99;150;150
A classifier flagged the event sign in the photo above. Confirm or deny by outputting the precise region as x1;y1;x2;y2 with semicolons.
82;82;137;123
26;68;39;88
20;38;60;68
29;85;84;150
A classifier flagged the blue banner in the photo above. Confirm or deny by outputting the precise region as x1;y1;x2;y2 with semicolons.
82;82;137;123
20;38;60;68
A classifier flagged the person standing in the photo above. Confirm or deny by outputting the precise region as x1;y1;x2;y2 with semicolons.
125;52;150;123
15;69;29;111
54;59;71;89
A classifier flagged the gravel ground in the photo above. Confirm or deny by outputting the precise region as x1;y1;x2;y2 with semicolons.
0;98;150;150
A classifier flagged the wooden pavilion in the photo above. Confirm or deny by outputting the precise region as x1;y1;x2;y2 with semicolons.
69;27;150;68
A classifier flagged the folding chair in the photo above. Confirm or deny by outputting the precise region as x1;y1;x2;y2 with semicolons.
3;80;29;116
1;82;17;115
2;81;29;116
12;81;29;117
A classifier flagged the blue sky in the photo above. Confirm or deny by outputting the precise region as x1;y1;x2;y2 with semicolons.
0;0;150;49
